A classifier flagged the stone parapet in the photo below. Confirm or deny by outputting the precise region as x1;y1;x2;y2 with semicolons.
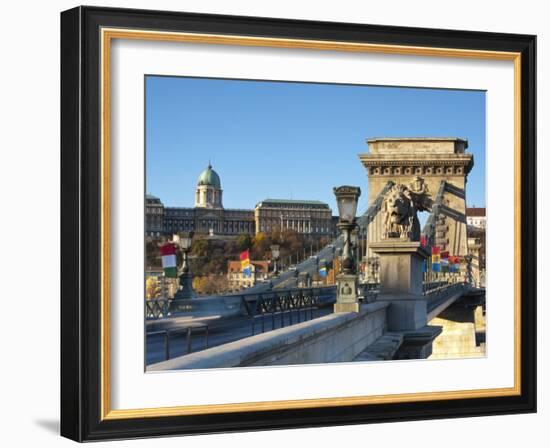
148;302;389;370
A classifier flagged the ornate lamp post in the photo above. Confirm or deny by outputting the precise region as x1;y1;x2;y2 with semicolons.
333;185;361;313
172;231;196;301
270;244;280;277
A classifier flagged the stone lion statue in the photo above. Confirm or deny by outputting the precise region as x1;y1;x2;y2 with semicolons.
382;184;421;241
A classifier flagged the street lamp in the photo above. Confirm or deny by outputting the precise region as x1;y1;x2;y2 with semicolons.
333;185;361;313
270;244;280;277
172;231;196;300
333;186;361;274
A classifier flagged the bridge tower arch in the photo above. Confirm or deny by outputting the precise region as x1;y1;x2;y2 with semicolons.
359;138;474;258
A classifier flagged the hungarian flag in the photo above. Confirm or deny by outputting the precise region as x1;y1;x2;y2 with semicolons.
240;249;251;278
431;246;441;272
160;243;177;278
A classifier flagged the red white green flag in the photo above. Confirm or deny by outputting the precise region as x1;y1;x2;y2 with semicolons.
160;243;177;278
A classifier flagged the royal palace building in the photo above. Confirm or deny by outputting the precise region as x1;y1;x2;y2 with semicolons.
254;199;335;236
146;164;336;237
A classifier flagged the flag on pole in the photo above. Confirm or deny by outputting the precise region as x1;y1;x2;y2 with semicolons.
240;249;251;278
431;246;441;272
319;259;327;277
160;243;177;278
449;255;460;273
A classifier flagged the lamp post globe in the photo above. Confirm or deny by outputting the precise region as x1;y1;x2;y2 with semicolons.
270;244;280;277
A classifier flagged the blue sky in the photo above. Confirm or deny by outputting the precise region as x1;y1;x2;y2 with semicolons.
146;76;486;215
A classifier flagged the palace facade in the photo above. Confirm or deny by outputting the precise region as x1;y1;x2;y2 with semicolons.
254;199;335;237
146;164;337;237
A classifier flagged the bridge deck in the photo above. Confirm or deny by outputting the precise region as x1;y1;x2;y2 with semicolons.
146;307;333;365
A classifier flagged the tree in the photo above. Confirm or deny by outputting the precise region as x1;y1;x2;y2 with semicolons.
192;276;209;295
235;233;252;252
191;238;209;257
145;276;162;299
192;274;229;295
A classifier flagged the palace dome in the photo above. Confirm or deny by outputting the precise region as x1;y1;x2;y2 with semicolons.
197;163;221;188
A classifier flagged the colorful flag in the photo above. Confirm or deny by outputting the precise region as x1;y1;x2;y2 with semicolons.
449;255;460;273
319;259;327;277
240;249;251;278
160;243;177;278
431;246;441;272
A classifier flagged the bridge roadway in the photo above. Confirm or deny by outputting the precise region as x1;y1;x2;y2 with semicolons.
146;305;333;365
239;236;344;293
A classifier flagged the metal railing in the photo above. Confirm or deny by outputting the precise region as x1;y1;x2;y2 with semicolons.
422;280;451;295
239;286;336;335
147;323;209;361
145;298;171;319
358;282;379;302
425;282;467;315
424;281;465;300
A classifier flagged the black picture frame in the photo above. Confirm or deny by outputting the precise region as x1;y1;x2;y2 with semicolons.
61;5;536;442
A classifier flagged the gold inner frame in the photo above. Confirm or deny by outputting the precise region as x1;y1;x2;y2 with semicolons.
100;28;522;421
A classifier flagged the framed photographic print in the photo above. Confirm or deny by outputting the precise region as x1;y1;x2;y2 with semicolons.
60;6;536;441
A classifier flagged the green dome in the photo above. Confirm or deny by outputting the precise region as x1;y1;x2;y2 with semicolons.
197;164;221;187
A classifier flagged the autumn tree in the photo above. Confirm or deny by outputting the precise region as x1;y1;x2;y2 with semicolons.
235;233;252;252
145;276;162;299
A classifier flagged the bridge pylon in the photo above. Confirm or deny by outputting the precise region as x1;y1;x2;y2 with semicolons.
359;138;473;259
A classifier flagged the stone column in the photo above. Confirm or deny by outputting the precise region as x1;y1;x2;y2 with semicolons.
369;241;429;330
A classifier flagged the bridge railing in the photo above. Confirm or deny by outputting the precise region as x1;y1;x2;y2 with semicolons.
145;297;171;319
358;282;379;302
147;323;209;361
422;280;450;295
240;286;337;335
424;281;466;302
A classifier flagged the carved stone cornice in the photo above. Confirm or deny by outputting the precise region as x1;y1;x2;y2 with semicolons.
359;153;473;177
